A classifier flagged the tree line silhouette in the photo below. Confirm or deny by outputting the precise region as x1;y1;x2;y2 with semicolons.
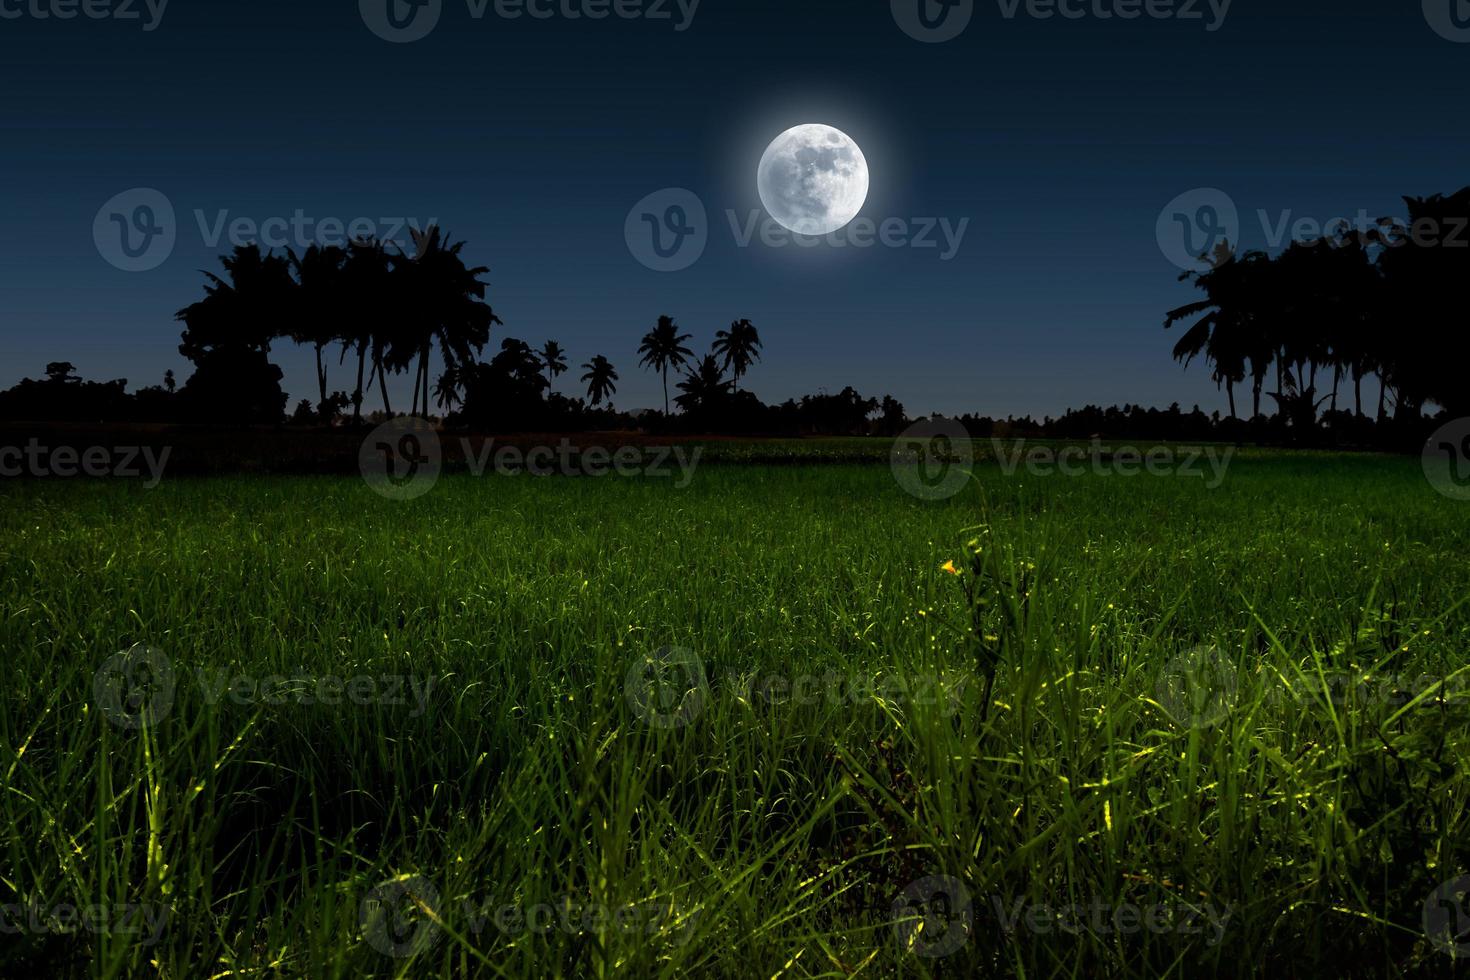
1165;186;1469;440
3;185;1465;444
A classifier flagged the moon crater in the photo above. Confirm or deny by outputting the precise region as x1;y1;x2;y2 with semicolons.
758;124;870;236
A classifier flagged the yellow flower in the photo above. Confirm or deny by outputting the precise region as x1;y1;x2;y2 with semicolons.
941;560;960;576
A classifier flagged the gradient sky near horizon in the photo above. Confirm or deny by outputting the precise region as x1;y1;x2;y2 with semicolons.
2;0;1467;417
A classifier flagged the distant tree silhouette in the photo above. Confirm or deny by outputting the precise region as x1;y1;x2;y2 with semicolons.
581;355;619;407
637;315;693;415
175;245;293;424
712;319;762;392
539;340;568;388
674;354;732;417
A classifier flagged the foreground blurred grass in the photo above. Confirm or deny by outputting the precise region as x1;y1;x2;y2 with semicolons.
1;455;1468;977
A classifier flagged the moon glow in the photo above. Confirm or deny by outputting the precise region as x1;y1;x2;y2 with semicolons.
757;124;870;236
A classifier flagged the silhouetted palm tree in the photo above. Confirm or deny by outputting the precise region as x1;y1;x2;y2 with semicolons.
176;244;293;361
712;318;762;392
1164;242;1254;419
395;227;500;417
674;354;732;414
637;315;693;415
581;355;618;407
287;244;349;408
539;340;568;388
433;366;462;414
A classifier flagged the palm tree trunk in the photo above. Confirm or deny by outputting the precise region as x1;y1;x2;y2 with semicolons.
353;342;366;424
1353;368;1362;418
1330;365;1340;414
1226;380;1237;420
315;344;328;407
662;366;670;416
1377;375;1387;422
377;355;393;416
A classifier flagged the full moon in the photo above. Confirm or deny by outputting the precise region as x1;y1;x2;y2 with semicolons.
757;124;870;236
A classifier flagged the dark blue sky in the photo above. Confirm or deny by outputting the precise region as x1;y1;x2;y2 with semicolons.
2;0;1466;417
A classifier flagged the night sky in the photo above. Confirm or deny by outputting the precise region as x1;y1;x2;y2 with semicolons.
2;0;1466;417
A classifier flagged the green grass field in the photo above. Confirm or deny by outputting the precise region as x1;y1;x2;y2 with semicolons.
2;449;1469;977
